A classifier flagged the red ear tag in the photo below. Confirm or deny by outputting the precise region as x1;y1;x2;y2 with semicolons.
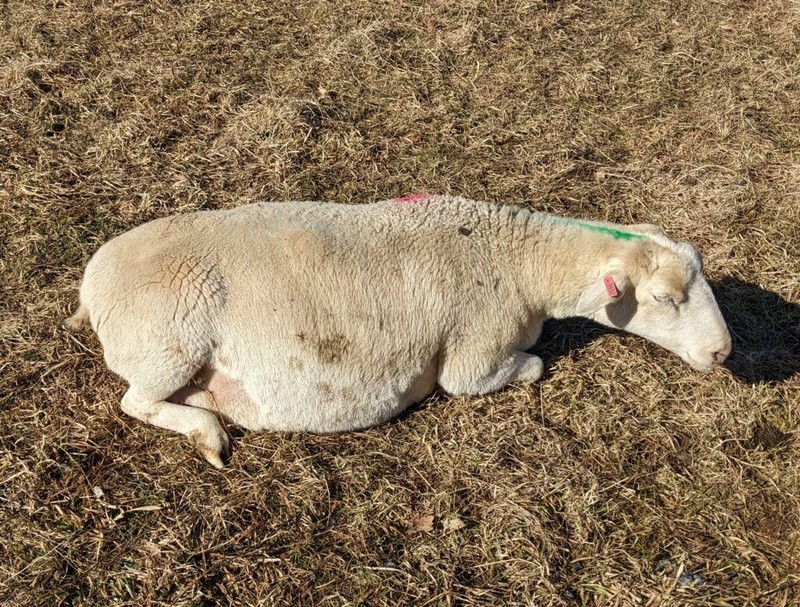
603;275;620;298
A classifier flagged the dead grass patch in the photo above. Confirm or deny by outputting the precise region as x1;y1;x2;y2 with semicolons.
1;0;799;605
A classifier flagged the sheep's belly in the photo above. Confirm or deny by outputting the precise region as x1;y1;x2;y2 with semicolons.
167;368;263;429
167;362;438;433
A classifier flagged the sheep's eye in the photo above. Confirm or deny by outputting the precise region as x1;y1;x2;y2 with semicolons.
654;294;678;309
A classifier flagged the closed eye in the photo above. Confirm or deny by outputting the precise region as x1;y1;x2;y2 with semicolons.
654;294;678;309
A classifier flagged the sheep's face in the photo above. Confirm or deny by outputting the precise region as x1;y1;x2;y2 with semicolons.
578;243;732;372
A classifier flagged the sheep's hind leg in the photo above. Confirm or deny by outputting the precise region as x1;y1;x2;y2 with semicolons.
121;386;229;468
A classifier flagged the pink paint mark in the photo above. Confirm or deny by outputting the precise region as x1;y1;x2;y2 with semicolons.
391;193;429;204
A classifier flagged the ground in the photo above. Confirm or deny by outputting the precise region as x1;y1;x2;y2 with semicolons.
1;0;799;605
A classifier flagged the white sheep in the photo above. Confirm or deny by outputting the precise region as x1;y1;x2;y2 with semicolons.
65;195;732;467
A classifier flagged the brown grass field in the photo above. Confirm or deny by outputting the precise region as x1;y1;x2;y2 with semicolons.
2;0;800;605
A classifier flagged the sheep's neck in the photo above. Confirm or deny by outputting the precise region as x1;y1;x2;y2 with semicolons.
530;212;646;242
512;211;644;320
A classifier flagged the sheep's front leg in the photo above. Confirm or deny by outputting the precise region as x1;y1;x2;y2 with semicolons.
439;350;544;396
507;352;545;384
121;387;229;468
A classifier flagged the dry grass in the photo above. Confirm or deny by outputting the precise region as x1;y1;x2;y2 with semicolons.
2;0;799;605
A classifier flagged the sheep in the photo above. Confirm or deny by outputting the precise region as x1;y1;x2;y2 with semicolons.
65;195;732;468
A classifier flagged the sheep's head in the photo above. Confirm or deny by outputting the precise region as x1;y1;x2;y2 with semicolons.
576;236;731;372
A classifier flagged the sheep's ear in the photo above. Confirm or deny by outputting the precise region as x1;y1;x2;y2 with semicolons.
576;272;629;317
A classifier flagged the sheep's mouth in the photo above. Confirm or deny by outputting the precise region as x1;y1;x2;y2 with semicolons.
682;352;715;373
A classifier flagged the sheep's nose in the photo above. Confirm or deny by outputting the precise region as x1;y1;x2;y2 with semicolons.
713;343;732;365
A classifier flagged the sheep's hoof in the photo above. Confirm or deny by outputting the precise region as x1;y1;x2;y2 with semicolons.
188;424;230;469
199;446;226;469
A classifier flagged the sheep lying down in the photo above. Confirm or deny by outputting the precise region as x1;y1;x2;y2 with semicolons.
66;195;732;467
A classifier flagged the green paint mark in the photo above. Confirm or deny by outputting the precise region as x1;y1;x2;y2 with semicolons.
533;213;646;241
569;221;645;241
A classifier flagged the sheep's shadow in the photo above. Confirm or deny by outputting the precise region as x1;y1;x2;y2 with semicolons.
534;277;800;384
534;317;615;368
711;277;800;384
